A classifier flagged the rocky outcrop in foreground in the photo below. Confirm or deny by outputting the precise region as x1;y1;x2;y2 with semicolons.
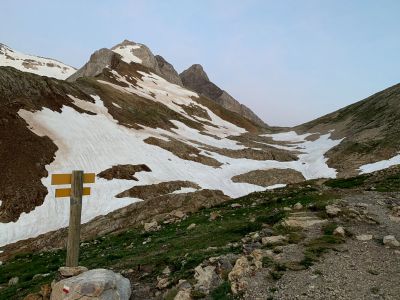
51;269;131;300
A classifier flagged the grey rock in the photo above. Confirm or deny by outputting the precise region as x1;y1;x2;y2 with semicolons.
58;266;88;278
194;265;221;294
356;234;373;241
155;55;183;86
333;226;346;237
326;204;341;217
179;64;266;126
67;48;118;81
383;235;400;247
50;268;131;300
8;277;18;286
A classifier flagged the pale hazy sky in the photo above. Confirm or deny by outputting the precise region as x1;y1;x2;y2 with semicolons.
1;0;399;126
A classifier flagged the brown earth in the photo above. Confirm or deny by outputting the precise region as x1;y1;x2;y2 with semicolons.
231;169;305;187
202;145;298;162
98;164;151;181
144;136;222;167
116;180;200;199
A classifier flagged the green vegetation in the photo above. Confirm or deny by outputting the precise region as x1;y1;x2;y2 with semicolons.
375;172;400;192
324;175;370;189
300;223;344;268
0;185;336;299
211;281;234;300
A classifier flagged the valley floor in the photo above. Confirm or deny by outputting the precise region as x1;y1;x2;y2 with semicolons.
1;167;400;300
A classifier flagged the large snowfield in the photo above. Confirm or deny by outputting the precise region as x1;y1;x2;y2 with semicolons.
0;70;344;247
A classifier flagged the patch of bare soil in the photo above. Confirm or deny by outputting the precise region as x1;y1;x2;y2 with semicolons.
116;180;200;199
98;164;151;181
202;145;298;162
232;169;305;187
144;136;222;167
178;103;211;121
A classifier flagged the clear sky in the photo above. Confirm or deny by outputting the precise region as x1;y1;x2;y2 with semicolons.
1;0;399;126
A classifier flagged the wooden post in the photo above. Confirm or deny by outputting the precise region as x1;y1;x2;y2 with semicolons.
66;170;83;267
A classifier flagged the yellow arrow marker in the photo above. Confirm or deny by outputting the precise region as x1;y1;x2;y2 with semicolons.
52;173;95;185
55;187;91;198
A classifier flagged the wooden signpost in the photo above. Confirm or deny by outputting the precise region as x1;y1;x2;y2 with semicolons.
51;170;95;267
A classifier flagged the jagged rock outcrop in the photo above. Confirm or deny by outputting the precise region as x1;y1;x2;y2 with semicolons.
67;48;119;81
180;64;266;126
155;55;183;86
68;40;181;86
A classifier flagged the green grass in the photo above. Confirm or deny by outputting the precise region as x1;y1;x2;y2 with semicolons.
375;172;400;192
211;281;234;300
324;175;370;189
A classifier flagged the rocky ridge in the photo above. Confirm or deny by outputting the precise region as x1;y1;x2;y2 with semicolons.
180;64;267;126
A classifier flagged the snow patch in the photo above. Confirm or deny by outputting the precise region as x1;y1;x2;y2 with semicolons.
0;44;76;80
359;153;400;174
171;187;199;194
262;131;343;179
112;44;142;64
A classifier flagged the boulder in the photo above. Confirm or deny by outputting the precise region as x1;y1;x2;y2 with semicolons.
383;235;400;247
231;203;242;209
8;276;19;286
209;211;221;221
356;234;373;241
293;202;303;210
193;265;220;294
326;205;341;217
50;269;131;300
174;289;192;300
228;256;250;294
187;223;196;230
261;235;288;246
144;221;160;232
333;226;346;237
156;276;170;289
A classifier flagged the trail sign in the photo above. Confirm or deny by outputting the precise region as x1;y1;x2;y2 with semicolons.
51;171;95;267
51;173;95;186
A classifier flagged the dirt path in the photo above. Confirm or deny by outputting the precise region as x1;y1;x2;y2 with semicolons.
244;192;400;300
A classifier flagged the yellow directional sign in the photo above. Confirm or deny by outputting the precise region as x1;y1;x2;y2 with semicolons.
51;173;95;185
55;187;91;198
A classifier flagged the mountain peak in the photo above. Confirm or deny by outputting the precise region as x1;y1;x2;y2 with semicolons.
181;64;210;82
179;64;266;126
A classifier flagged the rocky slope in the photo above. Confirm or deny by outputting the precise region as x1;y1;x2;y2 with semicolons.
296;83;400;177
180;64;266;126
0;43;76;79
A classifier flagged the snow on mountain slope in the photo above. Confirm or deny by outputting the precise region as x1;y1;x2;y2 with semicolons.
112;43;142;64
0;66;343;246
359;153;400;174
0;43;76;79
